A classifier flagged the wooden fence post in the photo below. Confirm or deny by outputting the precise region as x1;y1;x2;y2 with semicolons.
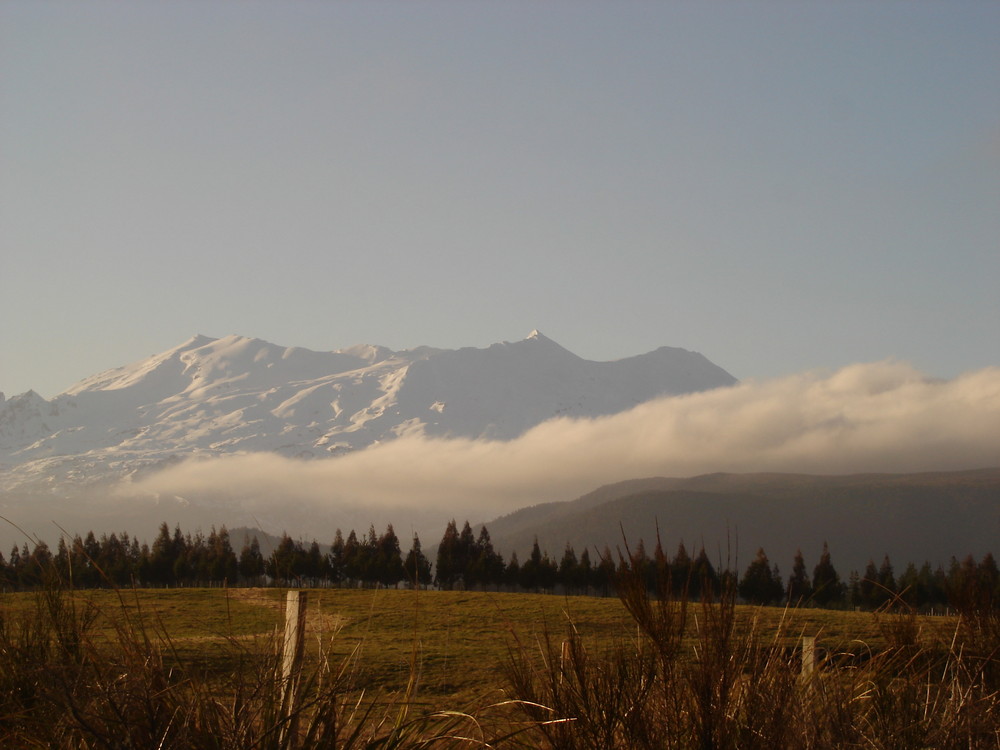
280;590;308;748
800;635;815;683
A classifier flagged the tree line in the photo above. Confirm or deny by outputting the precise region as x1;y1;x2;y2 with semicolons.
1;520;998;612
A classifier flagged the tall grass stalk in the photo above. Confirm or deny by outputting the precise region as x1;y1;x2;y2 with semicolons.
503;552;1000;749
0;572;496;748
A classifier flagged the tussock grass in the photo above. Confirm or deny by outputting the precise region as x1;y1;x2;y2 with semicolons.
503;564;1000;749
0;576;997;748
0;584;512;748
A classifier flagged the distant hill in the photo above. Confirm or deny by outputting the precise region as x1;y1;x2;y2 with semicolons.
481;468;1000;575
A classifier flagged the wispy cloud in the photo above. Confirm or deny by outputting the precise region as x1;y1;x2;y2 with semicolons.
124;361;1000;520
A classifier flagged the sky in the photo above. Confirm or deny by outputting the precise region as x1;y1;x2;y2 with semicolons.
2;1;999;400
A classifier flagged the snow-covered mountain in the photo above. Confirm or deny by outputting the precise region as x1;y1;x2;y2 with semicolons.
0;331;736;493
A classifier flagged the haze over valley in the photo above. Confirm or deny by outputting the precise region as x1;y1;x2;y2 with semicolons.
1;331;997;565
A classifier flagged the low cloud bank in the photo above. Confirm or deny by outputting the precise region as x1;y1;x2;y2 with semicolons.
124;361;1000;518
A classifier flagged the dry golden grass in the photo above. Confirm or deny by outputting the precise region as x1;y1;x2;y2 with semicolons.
1;583;995;748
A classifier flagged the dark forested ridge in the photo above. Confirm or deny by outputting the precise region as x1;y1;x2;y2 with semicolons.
482;467;1000;576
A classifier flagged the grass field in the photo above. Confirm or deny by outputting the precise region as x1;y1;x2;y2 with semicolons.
3;585;955;698
1;584;994;748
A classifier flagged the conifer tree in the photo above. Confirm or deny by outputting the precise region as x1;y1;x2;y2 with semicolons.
897;562;921;606
457;521;477;586
691;547;719;600
538;548;558;591
0;549;8;590
435;520;460;589
559;543;579;592
375;524;404;587
671;543;692;597
504;551;520;590
860;559;879;608
876;555;896;606
404;533;432;587
343;530;361;584
578;548;593;593
268;534;304;584
520;538;545;591
150;523;175;585
596;546;616;597
979;552;1000;608
56;537;71;584
470;525;504;590
328;529;345;583
238;535;265;584
812;542;844;606
787;549;812;604
738;548;783;605
847;570;861;608
306;540;326;583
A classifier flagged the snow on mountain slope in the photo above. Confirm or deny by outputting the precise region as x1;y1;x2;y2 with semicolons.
0;332;736;492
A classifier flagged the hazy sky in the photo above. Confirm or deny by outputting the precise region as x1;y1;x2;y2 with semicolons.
2;1;998;399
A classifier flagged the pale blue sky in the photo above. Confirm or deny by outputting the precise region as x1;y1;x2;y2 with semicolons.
2;1;998;399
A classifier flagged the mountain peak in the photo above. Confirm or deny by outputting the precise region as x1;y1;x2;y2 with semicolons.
521;329;561;347
183;334;217;348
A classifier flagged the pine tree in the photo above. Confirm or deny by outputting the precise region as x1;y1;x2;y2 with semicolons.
457;521;477;587
360;525;379;585
876;555;896;606
8;545;22;589
812;542;844;607
404;533;432;587
435;520;460;589
212;526;238;583
150;523;175;585
343;530;361;584
470;525;504;590
652;538;670;593
306;540;326;583
238;535;265;583
376;525;404;587
897;562;921;606
787;549;812;604
978;552;999;609
0;549;8;590
671;543;692;597
738;548;783;605
328;529;345;583
847;570;861;609
520;538;543;591
268;534;302;584
538;549;558;591
691;547;719;601
558;543;579;592
860;559;879;609
595;546;617;597
578;548;593;593
504;551;520;590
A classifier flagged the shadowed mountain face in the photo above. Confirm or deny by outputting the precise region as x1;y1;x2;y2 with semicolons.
0;331;736;493
481;468;1000;576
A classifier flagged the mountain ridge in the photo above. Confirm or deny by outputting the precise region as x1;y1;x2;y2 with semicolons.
481;467;1000;576
0;331;737;493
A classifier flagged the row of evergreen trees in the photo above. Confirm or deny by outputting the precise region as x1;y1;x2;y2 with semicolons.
736;544;1000;611
1;520;997;612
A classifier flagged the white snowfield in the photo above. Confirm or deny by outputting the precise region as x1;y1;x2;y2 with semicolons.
0;331;736;493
